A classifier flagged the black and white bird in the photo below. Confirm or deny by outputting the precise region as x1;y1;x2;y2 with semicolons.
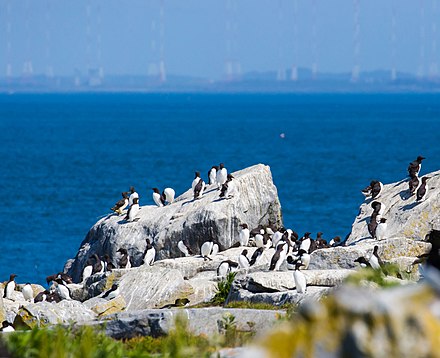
82;258;94;282
371;180;384;200
408;155;425;178
216;163;228;189
152;188;165;207
162;188;175;205
91;254;104;275
55;278;71;300
22;283;34;302
328;236;341;247
371;201;385;218
200;241;219;261
117;248;131;269
286;255;298;270
408;175;420;196
239;223;250;246
219;174;235;199
416;177;430;201
271;228;284;248
208;166;219;185
102;284;120;300
354;256;371;268
111;192;129;215
368;212;379;239
375;218;387;241
193;172;206;200
143;241;156;266
3;274;17;300
0;321;15;332
238;249;250;269
125;197;140;222
269;242;288;271
128;186;139;207
217;260;239;276
177;239;193;257
299;232;312;253
293;262;307;294
103;254;115;272
368;245;384;270
249;247;264;266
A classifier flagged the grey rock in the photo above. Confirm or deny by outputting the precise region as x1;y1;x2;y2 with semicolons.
65;164;282;283
81;307;284;340
227;286;332;306
347;169;440;245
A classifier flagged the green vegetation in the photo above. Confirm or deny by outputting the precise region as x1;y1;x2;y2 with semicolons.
210;272;237;306
344;264;404;288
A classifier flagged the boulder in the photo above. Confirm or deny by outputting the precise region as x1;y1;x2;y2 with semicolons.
81;308;284;340
347;169;440;245
65;164;282;283
83;295;126;316
309;238;430;270
14;300;97;329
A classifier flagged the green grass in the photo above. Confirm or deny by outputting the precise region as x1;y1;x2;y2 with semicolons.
210;272;237;306
344;264;403;288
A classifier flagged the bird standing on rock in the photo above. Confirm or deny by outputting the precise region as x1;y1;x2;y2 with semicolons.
102;284;120;300
117;248;131;269
200;241;219;261
111;192;129;215
375;218;387;241
125;197;140;222
238;249;250;269
152;188;165;207
162;188;175;205
208;166;219;185
368;246;384;270
239;223;250;246
216;163;228;189
192;172;206;199
293;262;307;294
219;174;235;199
3;274;17;300
408;155;425;178
416;177;430;201
371;180;383;200
143;241;156;266
128;186;139;207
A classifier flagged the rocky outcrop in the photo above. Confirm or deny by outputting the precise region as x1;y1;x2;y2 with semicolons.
65;164;282;283
251;267;440;357
80;308;284;340
347;169;440;245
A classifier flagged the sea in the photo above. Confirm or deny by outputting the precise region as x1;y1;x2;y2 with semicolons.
1;92;440;285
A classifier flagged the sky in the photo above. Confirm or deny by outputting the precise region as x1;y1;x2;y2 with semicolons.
0;0;439;80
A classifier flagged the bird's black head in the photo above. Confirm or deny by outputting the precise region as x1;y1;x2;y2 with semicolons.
380;218;387;223
417;156;426;162
9;274;17;281
219;163;225;169
117;248;127;255
111;284;118;290
130;186;135;193
152;188;160;193
241;249;248;256
195;171;200;178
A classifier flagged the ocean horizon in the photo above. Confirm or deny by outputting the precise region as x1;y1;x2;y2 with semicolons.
1;92;440;285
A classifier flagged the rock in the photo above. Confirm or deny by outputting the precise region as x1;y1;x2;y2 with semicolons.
241;269;355;293
83;295;126;316
81;308;284;340
0;295;6;324
347;169;440;245
117;266;194;310
65;164;282;282
227;286;332;306
14;300;97;329
309;238;430;270
253;269;440;357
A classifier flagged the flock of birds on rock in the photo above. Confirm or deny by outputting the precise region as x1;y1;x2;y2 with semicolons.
1;157;435;331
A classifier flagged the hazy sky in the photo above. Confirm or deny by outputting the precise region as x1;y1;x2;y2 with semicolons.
0;0;439;79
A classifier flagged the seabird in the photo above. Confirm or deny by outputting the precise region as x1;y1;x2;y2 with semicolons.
219;174;235;199
102;284;120;300
143;241;156;266
217;260;239;276
249;247;264;266
128;186;139;207
55;278;71;300
375;218;387;241
103;254;115;272
354;256;371;268
117;248;131;269
0;321;15;332
34;290;49;303
125;197;140;222
408;175;420;196
239;223;250;246
315;232;328;249
163;188;175;205
271;229;284;248
368;245;384;270
200;241;219;261
3;274;17;300
177;239;193;257
416;176;430;201
371;201;385;217
208;166;219;185
111;192;129;215
371;180;384;200
21;283;34;302
82;258;94;282
299;232;312;253
238;249;250;269
328;236;341;247
216;163;228;189
298;249;311;269
408;155;425;178
91;254;104;275
193;172;206;200
293;262;307;294
269;243;288;271
286;256;297;270
152;188;165;207
368;212;379;239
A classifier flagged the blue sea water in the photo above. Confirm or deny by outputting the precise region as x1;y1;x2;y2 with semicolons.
1;92;440;285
